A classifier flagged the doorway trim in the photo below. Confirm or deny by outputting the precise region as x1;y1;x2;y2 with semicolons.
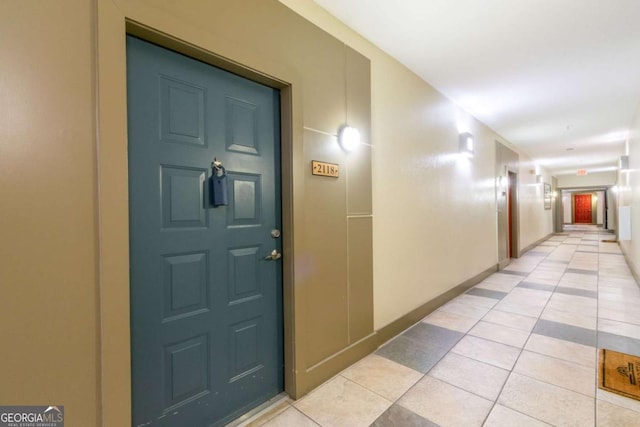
507;170;519;258
495;141;520;268
558;187;609;228
96;9;299;426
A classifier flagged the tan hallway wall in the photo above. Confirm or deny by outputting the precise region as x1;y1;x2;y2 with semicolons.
556;170;617;188
517;162;554;253
280;0;554;328
619;105;640;277
0;1;100;426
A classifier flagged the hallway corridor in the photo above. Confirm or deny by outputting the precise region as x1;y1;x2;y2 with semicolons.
236;225;640;426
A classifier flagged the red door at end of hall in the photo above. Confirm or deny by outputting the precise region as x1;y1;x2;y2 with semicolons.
574;194;592;223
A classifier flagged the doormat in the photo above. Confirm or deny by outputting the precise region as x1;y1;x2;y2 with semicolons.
599;349;640;401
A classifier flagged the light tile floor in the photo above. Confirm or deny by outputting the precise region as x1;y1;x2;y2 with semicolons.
235;225;640;426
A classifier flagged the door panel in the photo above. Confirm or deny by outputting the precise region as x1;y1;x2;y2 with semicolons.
127;36;282;427
574;194;592;224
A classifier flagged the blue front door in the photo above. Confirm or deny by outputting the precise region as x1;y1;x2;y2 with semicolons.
127;36;283;427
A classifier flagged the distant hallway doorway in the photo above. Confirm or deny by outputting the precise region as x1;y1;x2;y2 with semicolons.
574;194;592;224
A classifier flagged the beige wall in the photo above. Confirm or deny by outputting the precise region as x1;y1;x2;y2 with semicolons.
279;0;553;327
292;4;497;328
517;162;554;251
0;1;99;426
596;190;605;224
369;55;501;327
563;193;572;223
619;109;640;277
556;170;617;188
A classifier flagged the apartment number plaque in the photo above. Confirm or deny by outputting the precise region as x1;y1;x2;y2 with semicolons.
311;160;339;178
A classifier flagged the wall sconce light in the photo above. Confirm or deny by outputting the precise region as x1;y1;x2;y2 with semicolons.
338;125;360;152
620;155;629;170
536;174;543;184
458;132;474;157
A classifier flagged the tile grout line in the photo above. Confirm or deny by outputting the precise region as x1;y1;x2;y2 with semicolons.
480;234;564;426
290;406;322;427
290;403;324;427
380;327;472;422
594;228;603;425
500;234;598;404
386;226;628;426
337;375;394;417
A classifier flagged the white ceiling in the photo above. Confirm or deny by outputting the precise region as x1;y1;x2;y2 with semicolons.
313;0;640;175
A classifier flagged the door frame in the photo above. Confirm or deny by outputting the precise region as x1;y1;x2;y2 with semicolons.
507;170;519;258
495;141;519;268
97;13;298;427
